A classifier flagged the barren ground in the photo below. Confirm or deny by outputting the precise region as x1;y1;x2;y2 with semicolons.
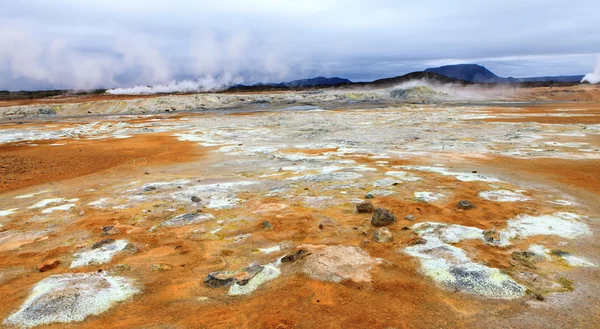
0;86;599;329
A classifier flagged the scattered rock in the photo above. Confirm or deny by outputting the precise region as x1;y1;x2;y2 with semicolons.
124;243;140;253
38;259;61;272
371;208;396;227
262;220;274;230
301;245;381;283
373;227;393;243
191;196;201;203
456;200;476;210
356;201;374;213
407;237;427;246
101;226;119;236
151;263;174;271
3;273;139;328
204;264;264;288
161;212;214;227
404;214;415;221
143;185;157;192
483;229;500;243
401;226;410;231
281;249;309;263
92;238;115;249
318;224;324;230
365;193;374;199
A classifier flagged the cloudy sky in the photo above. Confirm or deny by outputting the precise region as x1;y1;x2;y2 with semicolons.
1;0;599;90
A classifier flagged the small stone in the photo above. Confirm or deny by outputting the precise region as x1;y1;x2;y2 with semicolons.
404;214;415;221
143;185;157;192
262;220;274;230
318;224;324;230
78;211;85;217
281;249;309;263
124;243;140;253
407;237;427;246
401;226;410;231
92;238;115;249
371;208;396;227
456;200;476;210
356;201;374;213
365;193;374;199
151;263;174;271
101;226;119;236
115;264;131;271
373;227;393;243
191;196;201;203
38;259;61;272
483;229;500;243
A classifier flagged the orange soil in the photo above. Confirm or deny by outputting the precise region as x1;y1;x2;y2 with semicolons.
0;133;201;193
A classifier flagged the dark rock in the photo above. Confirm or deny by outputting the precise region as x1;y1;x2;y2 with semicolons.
483;229;500;243
401;226;410;231
456;200;476;210
373;227;393;243
407;237;427;246
124;243;140;253
262;220;274;230
356;201;374;213
101;226;119;236
365;193;375;199
281;249;309;263
550;249;571;257
38;259;61;272
92;238;115;249
191;196;201;203
204;264;264;288
371;208;396;227
404;214;415;221
143;186;157;192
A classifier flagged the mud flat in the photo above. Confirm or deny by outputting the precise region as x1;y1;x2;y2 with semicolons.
1;87;600;328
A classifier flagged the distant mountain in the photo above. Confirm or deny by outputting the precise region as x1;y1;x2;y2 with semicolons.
425;64;501;83
425;64;583;83
252;76;352;88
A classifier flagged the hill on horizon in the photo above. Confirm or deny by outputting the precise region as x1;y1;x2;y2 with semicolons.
425;64;584;83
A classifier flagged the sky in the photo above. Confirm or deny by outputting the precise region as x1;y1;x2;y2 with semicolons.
1;0;599;91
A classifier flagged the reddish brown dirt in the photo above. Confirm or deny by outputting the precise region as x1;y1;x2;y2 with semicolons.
0;133;201;193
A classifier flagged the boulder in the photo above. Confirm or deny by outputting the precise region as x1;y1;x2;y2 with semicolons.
356;201;374;213
371;208;396;227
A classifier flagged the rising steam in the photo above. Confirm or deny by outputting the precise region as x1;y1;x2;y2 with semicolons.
106;74;244;95
581;55;600;84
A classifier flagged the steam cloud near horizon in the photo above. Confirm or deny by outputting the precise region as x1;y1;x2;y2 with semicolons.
106;75;244;95
581;56;600;84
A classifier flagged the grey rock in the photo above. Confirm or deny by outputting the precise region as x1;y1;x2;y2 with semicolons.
356;201;374;213
404;214;415;221
204;264;264;288
365;193;374;199
262;220;274;230
161;212;214;227
456;200;476;210
101;226;119;236
373;227;393;243
124;243;140;253
191;196;201;203
371;208;396;227
92;238;115;249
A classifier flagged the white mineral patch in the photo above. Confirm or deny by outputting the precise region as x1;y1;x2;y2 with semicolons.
42;204;76;214
15;190;49;199
28;198;67;209
503;212;590;240
3;273;139;328
527;244;551;260
206;196;240;209
405;223;525;299
228;264;281;296
259;245;282;254
414;192;445;202
87;198;110;208
385;171;421;181
562;255;595;267
550;199;576;206
70;240;129;268
367;189;396;197
288;172;363;182
479;190;531;202
373;178;400;187
0;208;18;217
400;166;501;182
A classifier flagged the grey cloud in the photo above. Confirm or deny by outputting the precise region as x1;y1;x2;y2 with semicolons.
1;0;599;90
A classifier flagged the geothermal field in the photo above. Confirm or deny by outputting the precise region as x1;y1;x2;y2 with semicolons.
1;82;600;329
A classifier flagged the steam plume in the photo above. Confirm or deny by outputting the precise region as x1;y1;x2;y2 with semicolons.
581;55;600;84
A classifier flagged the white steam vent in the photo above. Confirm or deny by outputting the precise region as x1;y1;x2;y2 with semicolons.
581;55;600;84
